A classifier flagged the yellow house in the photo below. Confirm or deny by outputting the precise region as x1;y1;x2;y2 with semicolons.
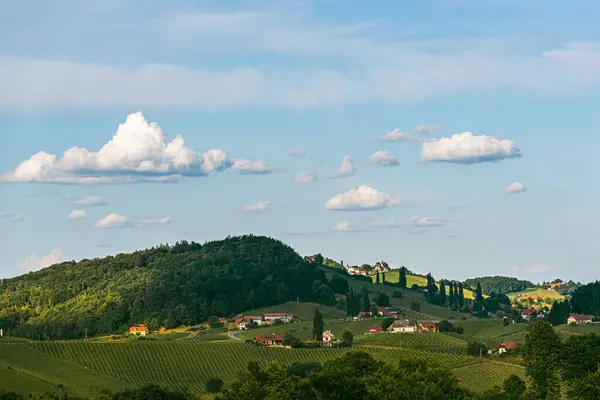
129;326;149;336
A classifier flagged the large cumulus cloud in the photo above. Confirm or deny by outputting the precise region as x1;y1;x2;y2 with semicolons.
0;112;273;184
420;132;521;164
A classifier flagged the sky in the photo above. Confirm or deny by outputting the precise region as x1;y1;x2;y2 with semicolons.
1;0;599;283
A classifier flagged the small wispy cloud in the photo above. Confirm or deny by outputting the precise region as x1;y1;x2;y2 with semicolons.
409;216;444;227
69;196;108;207
288;147;307;157
294;171;317;183
505;182;525;194
244;201;272;212
0;212;23;221
412;124;439;135
333;155;356;178
67;209;87;220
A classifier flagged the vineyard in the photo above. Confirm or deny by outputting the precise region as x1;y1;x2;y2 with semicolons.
453;360;527;393
355;332;468;354
0;340;476;397
235;318;378;340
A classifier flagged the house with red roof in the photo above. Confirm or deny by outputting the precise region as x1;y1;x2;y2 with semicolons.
498;341;518;354
568;314;594;324
129;325;149;336
255;333;284;346
367;325;383;333
418;321;439;332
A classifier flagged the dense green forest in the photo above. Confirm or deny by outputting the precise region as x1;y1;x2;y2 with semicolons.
463;276;534;295
0;236;336;339
570;281;600;316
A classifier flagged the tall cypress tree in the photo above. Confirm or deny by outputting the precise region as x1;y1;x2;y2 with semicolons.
426;273;438;298
475;282;484;305
440;280;447;305
313;310;324;341
448;282;455;307
376;271;380;284
382;272;386;284
458;283;465;307
362;287;370;312
399;267;407;289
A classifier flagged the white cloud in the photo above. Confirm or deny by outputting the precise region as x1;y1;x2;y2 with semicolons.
370;220;402;229
526;265;555;273
0;112;233;184
369;150;399;166
134;216;171;225
232;158;277;174
445;232;460;237
244;201;271;212
0;212;22;221
506;182;525;194
95;213;130;229
2;36;600;113
412;124;439;135
331;221;362;232
334;155;356;178
325;185;399;211
420;132;522;164
67;209;87;220
295;171;317;183
409;216;444;227
69;196;108;206
377;128;420;143
17;247;65;273
288;148;307;157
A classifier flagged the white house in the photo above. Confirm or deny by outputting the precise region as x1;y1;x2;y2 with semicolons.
263;313;294;324
386;319;417;333
568;314;593;324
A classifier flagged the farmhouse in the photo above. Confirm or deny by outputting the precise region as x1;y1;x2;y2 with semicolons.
368;325;383;333
322;330;336;346
498;341;518;354
418;321;439;333
521;309;535;320
377;307;402;317
359;311;372;319
236;316;264;330
387;319;417;333
568;314;593;324
129;326;148;336
255;333;284;346
264;313;294;324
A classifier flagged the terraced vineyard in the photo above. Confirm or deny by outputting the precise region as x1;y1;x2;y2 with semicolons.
454;360;527;393
449;320;530;347
0;340;475;396
355;332;468;354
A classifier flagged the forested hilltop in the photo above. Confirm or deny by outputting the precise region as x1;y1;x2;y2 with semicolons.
0;236;336;339
463;276;534;294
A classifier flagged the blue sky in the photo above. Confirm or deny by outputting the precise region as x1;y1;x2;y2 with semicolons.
1;0;599;282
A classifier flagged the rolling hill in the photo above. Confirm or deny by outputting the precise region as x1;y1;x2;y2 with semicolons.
0;236;337;339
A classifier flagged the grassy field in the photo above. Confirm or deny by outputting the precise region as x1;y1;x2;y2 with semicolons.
554;323;600;336
369;270;478;299
242;302;346;321
508;287;564;301
454;360;526;393
235;319;380;340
